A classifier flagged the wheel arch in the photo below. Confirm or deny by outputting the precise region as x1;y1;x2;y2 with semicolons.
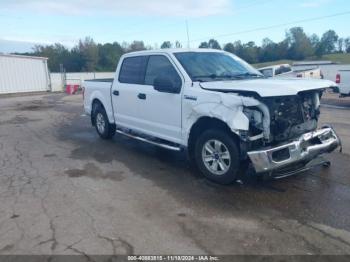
90;98;101;126
88;88;115;125
187;117;241;160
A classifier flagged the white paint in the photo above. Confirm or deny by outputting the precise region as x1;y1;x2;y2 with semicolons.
84;81;114;124
83;49;336;147
337;70;350;95
0;54;50;94
200;78;336;97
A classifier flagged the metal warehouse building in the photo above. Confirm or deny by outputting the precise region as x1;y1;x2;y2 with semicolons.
0;54;50;94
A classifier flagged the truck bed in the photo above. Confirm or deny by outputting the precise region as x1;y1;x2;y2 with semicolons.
83;78;114;122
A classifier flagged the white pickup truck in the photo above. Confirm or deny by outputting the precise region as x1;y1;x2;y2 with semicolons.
258;64;323;79
336;70;350;97
83;49;340;184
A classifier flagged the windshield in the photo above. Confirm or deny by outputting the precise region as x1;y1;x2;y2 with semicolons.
174;52;264;82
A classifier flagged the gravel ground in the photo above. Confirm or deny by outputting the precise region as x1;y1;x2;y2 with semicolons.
0;92;350;257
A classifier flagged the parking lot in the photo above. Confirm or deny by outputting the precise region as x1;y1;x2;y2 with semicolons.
0;92;350;256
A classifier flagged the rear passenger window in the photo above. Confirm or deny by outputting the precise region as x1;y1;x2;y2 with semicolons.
119;56;148;84
145;55;181;88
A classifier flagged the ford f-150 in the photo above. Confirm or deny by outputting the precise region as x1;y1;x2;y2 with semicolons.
83;49;340;184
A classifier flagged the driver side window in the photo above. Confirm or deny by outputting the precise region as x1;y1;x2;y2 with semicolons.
144;55;181;88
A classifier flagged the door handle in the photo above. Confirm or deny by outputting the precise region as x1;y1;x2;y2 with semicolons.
113;90;119;96
138;93;146;100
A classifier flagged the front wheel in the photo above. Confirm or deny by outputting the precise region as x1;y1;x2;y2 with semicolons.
194;129;240;184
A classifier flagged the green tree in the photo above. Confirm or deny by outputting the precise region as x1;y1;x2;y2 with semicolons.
174;41;182;48
199;42;209;48
198;39;221;49
18;29;347;72
76;37;99;71
160;41;172;49
97;42;124;71
337;38;344;53
223;43;235;53
241;41;259;63
127;41;146;52
232;41;244;58
259;38;279;62
286;27;313;60
309;34;320;50
345;38;350;53
208;39;221;49
32;43;71;72
275;40;289;60
66;48;84;72
317;30;339;56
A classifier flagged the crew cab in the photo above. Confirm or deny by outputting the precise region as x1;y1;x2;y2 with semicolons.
83;49;340;184
336;70;350;97
258;64;323;79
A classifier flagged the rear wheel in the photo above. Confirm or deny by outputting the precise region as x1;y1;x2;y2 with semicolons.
92;104;115;139
194;129;240;184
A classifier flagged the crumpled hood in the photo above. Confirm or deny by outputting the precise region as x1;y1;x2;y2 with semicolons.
200;78;336;97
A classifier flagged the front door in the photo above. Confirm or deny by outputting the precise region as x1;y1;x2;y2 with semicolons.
135;55;183;143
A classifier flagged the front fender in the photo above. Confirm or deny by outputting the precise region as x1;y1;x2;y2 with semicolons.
190;102;250;133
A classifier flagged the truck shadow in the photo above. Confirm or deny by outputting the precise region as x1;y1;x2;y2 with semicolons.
58;112;350;231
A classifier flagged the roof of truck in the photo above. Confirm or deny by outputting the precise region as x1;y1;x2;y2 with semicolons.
123;48;226;56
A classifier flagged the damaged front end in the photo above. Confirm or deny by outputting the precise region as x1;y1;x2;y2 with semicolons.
243;91;321;143
248;127;340;174
241;90;341;175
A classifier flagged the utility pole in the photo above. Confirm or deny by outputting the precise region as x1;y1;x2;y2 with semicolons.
186;20;190;48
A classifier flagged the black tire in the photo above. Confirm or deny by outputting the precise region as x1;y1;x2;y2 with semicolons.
92;104;116;139
194;129;240;185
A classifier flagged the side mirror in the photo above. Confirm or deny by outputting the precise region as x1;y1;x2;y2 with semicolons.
153;77;180;94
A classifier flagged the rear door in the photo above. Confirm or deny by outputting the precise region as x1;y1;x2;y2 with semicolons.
111;55;148;129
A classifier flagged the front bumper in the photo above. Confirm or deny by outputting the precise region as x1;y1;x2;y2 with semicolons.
247;127;341;173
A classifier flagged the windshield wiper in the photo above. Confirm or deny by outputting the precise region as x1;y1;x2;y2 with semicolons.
193;73;263;82
231;72;264;79
192;74;218;82
192;74;240;82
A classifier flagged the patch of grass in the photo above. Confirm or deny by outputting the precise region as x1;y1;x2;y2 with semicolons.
310;53;350;64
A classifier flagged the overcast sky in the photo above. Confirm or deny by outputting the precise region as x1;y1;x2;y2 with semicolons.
0;0;349;53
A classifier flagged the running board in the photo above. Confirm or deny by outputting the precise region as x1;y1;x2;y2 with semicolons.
115;129;182;151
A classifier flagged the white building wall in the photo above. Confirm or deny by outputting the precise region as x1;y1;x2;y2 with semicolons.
50;73;64;92
50;72;115;92
0;54;50;94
